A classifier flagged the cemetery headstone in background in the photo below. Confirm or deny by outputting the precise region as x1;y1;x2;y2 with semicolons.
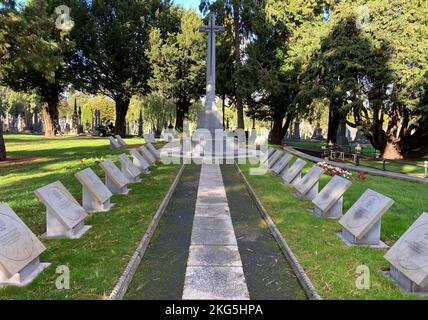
109;136;120;149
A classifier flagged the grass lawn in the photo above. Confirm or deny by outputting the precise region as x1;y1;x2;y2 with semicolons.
0;134;180;299
239;157;428;300
359;159;428;178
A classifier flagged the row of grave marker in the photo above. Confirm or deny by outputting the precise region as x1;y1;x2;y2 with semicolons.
0;141;161;287
265;147;428;295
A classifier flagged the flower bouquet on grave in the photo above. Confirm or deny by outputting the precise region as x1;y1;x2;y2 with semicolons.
316;161;352;179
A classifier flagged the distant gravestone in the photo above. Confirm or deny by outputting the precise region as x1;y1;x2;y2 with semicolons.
267;150;284;169
109;136;120;149
384;213;428;294
262;147;276;164
75;168;114;212
145;143;161;161
272;153;293;176
338;189;394;248
294;166;325;200
281;159;307;186
115;135;127;147
0;203;50;287
99;160;131;195
118;154;142;183
138;145;156;166
312;175;352;219
248;129;257;145
35;181;91;239
129;149;150;174
143;134;155;144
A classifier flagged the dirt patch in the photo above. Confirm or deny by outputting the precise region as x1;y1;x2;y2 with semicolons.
0;156;42;165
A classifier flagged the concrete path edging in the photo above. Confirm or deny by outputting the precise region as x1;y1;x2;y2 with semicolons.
234;162;322;300
284;146;428;184
108;164;187;300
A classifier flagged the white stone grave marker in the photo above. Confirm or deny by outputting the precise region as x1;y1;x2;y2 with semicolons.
115;135;127;147
118;154;142;183
272;153;292;176
281;158;307;186
129;149;150;174
109;136;120;149
99;160;131;195
294;166;325;200
138;145;156;166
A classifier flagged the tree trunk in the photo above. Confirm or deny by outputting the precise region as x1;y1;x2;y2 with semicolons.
381;140;404;160
327;107;341;144
175;97;189;133
270;108;289;145
114;96;130;137
42;100;60;137
233;5;244;129
0;118;6;161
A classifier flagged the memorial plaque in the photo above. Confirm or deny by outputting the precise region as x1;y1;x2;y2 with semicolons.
143;134;155;144
145;143;161;160
295;166;324;196
313;176;351;212
272;153;292;175
385;213;428;288
139;145;156;165
118;154;141;179
339;189;394;239
35;181;87;230
115;135;127;147
99;160;129;189
75;168;112;204
109;136;120;149
129;149;150;173
267;150;284;169
0;203;46;277
282;159;307;184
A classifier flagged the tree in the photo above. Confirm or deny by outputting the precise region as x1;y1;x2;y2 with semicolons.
300;0;428;159
0;0;77;136
68;0;173;136
147;7;206;132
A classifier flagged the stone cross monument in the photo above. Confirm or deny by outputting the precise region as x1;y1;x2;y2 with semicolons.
197;12;224;133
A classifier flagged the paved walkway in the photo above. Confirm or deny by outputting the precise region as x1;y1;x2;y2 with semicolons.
182;164;250;300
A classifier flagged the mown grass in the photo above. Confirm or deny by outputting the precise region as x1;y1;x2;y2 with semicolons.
239;156;428;300
0;134;180;299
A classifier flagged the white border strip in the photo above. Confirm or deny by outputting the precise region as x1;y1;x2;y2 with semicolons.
108;164;186;300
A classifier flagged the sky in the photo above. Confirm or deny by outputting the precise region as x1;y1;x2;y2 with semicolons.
173;0;201;11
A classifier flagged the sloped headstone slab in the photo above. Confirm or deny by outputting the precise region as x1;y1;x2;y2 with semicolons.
143;134;155;144
384;213;428;294
115;135;127;147
294;166;325;201
145;143;161;161
272;153;292;176
35;181;91;239
75;168;114;212
312;175;352;219
109;136;120;149
99;160;131;195
0;203;50;287
267;150;284;169
338;189;394;248
138;145;156;166
281;158;307;186
118;154;142;183
262;147;276;164
129;149;150;174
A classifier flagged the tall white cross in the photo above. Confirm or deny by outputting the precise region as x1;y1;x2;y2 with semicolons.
199;12;224;106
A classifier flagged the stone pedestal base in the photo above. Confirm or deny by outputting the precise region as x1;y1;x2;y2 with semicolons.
43;213;92;239
313;197;343;219
0;258;50;287
82;186;114;212
294;182;319;201
337;220;388;248
386;266;428;295
106;176;130;195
